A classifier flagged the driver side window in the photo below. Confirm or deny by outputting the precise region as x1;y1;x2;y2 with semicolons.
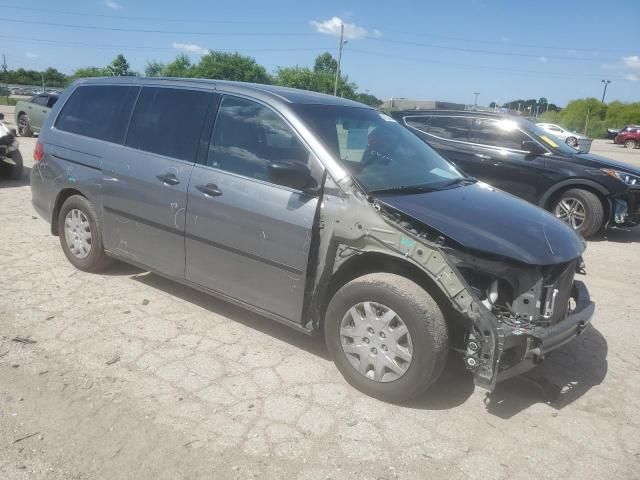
207;96;311;184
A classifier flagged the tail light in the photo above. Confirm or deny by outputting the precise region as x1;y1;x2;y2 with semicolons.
34;141;44;162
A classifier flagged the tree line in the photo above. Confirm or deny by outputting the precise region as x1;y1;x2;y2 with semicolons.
1;52;383;107
538;98;640;138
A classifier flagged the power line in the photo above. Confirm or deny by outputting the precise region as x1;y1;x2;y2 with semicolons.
0;5;633;56
367;38;618;62
0;35;332;53
347;48;633;81
0;17;317;36
0;4;304;25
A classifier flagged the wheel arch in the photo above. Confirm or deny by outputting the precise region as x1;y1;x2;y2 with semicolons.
318;251;463;336
51;188;87;236
540;180;611;228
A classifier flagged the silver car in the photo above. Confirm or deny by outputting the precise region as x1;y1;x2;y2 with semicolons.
30;77;594;402
537;122;590;149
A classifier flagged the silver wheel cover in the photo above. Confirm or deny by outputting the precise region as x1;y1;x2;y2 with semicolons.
64;208;92;259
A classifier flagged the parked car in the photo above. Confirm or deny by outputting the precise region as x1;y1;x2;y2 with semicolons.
392;110;640;237
32;78;595;401
608;125;640;140
13;93;59;137
614;128;640;149
0;112;22;180
536;122;591;150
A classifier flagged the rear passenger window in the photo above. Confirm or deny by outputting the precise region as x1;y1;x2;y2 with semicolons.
125;87;211;162
56;86;138;143
32;96;48;106
472;118;530;150
207;96;310;183
405;116;472;142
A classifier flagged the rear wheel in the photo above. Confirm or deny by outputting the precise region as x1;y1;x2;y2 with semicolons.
17;113;32;137
553;188;604;238
0;150;23;180
57;195;113;272
624;139;637;149
565;136;578;147
325;273;448;402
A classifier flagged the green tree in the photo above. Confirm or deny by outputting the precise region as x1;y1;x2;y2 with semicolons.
72;66;106;79
354;92;383;107
105;54;134;77
162;54;193;77
193;51;271;83
145;61;165;77
313;52;338;74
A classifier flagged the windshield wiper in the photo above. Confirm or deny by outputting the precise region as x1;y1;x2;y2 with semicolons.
367;184;439;195
440;177;478;188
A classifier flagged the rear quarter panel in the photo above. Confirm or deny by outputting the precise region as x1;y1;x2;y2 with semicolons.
30;84;105;230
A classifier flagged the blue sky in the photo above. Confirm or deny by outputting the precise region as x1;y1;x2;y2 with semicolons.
2;0;639;105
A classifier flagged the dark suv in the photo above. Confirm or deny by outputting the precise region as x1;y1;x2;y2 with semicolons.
392;110;640;237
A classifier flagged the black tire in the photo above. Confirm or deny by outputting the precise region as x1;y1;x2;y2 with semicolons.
554;188;604;238
565;136;578;147
624;139;637;149
57;195;113;272
17;113;32;137
324;273;448;403
0;150;23;180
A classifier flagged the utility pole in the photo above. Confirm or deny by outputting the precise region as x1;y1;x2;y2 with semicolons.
517;102;521;113
1;54;8;102
600;79;611;104
333;23;346;97
584;107;591;135
41;72;45;94
473;92;480;109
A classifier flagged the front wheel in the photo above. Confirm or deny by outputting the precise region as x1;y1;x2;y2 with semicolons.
324;273;448;403
0;150;23;180
624;139;637;149
565;136;578;147
57;195;113;272
553;189;604;238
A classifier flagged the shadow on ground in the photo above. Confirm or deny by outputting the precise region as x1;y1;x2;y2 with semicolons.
589;227;640;243
0;165;31;188
107;265;607;415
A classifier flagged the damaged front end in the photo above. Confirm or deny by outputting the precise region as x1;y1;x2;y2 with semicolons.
311;180;595;391
445;249;594;389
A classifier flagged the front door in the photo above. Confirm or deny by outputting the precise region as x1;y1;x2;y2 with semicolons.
102;86;215;278
185;95;321;322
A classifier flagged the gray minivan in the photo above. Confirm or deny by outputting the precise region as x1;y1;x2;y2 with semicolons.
31;77;595;402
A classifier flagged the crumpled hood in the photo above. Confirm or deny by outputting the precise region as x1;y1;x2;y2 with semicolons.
377;182;586;266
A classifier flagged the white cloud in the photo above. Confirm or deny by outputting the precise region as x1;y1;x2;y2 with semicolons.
625;73;638;81
538;56;548;63
25;52;38;58
173;42;209;55
105;0;122;9
622;55;640;70
310;17;370;40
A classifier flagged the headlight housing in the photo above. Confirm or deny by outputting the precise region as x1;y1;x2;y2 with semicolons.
601;168;640;186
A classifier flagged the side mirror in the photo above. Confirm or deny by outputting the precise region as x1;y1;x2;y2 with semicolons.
267;161;312;191
0;113;4;120
521;140;546;156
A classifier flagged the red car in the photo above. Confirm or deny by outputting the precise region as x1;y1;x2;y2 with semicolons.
615;128;640;149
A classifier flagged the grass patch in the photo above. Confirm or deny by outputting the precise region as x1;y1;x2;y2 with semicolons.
0;97;17;106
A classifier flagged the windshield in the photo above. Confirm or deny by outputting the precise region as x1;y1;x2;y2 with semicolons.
293;105;465;192
524;121;579;155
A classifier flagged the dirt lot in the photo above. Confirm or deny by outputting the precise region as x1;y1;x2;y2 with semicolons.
1;105;640;479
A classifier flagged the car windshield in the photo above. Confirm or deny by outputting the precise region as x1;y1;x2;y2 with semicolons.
523;121;579;155
293;105;465;193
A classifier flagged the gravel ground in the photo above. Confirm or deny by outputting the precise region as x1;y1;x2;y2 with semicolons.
1;105;640;479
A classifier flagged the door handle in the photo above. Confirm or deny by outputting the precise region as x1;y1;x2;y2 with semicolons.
156;173;180;185
196;183;223;197
473;153;491;160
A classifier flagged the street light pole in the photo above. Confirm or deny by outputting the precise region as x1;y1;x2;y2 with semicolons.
334;23;346;97
601;79;611;104
473;92;480;109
